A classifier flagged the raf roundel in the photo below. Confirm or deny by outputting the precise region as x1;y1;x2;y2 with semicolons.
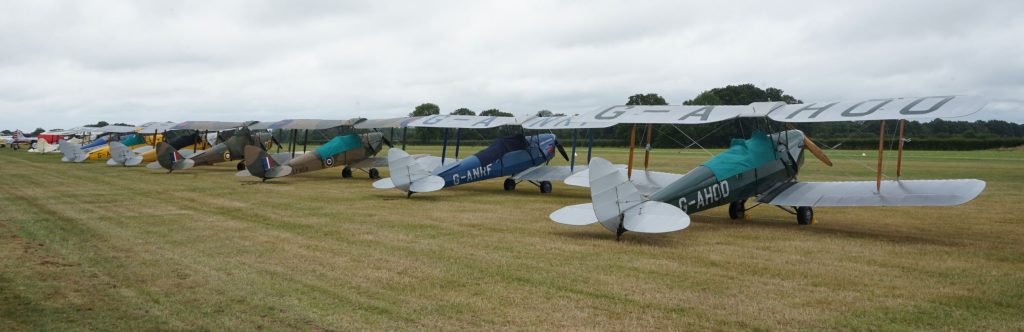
223;151;231;161
324;157;334;167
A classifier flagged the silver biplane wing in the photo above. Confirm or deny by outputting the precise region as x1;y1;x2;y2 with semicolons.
758;179;985;207
768;96;987;122
406;115;519;129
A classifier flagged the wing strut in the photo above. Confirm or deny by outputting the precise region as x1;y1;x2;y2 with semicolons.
440;128;449;165
896;119;905;179
454;128;461;159
569;129;578;173
643;124;653;170
627;124;636;179
876;120;885;192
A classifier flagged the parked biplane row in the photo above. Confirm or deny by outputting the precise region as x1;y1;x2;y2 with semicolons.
9;95;990;240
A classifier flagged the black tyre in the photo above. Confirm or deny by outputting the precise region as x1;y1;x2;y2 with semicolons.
341;167;353;178
236;161;245;171
503;178;516;191
797;206;814;225
539;181;552;193
368;168;380;179
729;199;746;220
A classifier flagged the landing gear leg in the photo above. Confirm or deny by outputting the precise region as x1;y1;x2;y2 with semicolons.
503;178;516;191
729;198;747;220
616;217;625;241
368;168;380;179
796;206;814;225
236;161;245;171
341;167;353;178
406;191;413;199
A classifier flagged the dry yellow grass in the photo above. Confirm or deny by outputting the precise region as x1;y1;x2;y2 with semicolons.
0;146;1022;330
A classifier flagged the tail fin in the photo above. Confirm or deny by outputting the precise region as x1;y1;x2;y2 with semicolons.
373;148;444;194
155;142;194;171
550;157;689;236
57;140;88;163
241;145;291;179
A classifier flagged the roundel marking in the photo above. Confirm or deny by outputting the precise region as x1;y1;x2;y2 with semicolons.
325;157;334;167
224;151;231;161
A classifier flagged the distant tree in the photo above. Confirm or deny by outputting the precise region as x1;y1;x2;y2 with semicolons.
450;108;475;115
84;121;109;128
410;103;440;117
1;130;12;135
112;123;133;126
31;128;45;135
480;109;514;117
535;110;566;117
684;84;801;105
49;128;63;131
627;93;669;106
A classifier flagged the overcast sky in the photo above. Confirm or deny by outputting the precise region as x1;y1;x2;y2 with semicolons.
2;0;1022;131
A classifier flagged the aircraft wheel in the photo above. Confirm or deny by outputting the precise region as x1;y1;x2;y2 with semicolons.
236;161;245;171
368;168;380;179
341;167;353;178
539;181;552;194
796;206;814;225
729;199;746;220
30;142;37;149
503;178;516;191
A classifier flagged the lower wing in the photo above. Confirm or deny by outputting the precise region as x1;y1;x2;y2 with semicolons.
758;179;985;207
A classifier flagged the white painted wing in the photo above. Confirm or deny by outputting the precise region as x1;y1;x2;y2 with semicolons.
513;165;587;182
406;115;519;129
372;178;395;189
550;203;598;226
574;105;754;124
768;96;987;122
759;180;986;207
565;166;685;196
519;116;617;129
622;201;690;233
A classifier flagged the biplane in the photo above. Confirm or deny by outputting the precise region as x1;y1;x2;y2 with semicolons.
371;115;594;197
548;96;990;239
236;119;394;181
149;122;272;173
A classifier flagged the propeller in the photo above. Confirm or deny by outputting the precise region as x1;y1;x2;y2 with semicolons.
803;136;833;167
554;140;570;162
382;136;394;148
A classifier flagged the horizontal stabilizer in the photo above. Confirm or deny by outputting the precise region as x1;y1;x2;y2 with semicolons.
236;170;252;177
146;161;162;169
132;146;154;154
759;179;986;207
266;165;292;178
106;158;119;166
125;155;144;166
550;203;598;226
174;159;195;170
372;178;395;189
409;176;445;193
270;152;293;165
622;201;690;233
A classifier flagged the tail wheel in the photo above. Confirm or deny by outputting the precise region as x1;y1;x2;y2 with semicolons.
368;168;380;179
236;161;245;171
796;206;814;225
539;181;552;194
729;199;746;220
341;167;353;178
503;178;516;191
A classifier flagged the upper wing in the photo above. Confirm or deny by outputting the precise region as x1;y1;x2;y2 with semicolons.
406;115;519;129
758;179;985;207
767;96;987;122
520;116;617;130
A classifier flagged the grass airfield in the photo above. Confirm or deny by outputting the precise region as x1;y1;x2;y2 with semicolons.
1;145;1022;330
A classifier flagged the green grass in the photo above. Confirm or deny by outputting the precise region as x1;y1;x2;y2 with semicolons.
1;146;1022;330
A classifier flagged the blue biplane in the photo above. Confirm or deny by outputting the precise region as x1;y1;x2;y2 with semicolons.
369;115;610;197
